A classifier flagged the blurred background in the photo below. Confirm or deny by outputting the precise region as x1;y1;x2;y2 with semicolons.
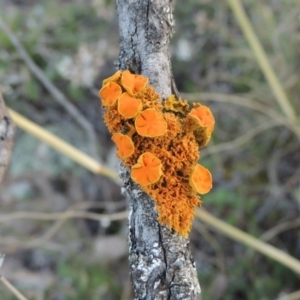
0;0;300;299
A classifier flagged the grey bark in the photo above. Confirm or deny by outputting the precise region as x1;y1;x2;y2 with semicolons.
115;1;201;299
0;93;14;184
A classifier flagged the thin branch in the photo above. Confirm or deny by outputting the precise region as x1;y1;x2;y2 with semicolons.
8;109;119;183
227;0;297;121
0;255;29;300
40;199;126;241
41;218;68;241
0;16;99;159
0;209;127;251
0;210;127;223
0;207;126;249
260;218;300;242
195;208;300;275
0;276;28;300
0;209;127;252
0;236;65;252
201;120;281;158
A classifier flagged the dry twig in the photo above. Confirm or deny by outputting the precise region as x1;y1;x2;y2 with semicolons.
8;109;118;182
0;254;29;300
195;208;300;275
0;210;127;223
260;218;300;243
201;120;281;158
0;276;28;300
0;236;65;252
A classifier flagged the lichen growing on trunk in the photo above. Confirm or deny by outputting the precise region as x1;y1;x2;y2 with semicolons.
99;70;214;237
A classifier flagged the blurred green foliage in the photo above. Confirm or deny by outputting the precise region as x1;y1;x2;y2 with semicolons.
50;257;119;299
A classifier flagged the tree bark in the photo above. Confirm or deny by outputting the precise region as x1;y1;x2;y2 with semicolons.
0;93;14;184
115;1;201;299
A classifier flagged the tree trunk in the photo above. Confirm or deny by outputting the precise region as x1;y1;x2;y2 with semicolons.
115;1;201;299
0;93;14;184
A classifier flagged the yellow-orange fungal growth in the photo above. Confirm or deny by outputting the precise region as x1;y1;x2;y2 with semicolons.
131;152;163;186
193;128;212;148
184;106;215;148
111;133;135;158
189;164;212;194
99;70;215;237
188;106;215;129
99;82;122;106
118;93;142;119
121;70;148;95
103;108;124;134
135;109;167;137
164;95;190;115
102;70;122;86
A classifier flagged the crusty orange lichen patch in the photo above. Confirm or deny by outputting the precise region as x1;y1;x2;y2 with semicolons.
131;152;163;186
99;82;122;106
118;93;142;119
185;106;215;148
135;109;167;137
188;106;215;129
121;70;149;95
112;133;135;158
164;94;190;115
99;70;215;237
190;164;212;194
103;70;122;86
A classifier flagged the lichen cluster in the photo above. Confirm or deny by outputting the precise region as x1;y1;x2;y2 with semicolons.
99;70;215;237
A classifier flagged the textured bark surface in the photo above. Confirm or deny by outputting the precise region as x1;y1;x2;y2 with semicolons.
0;93;14;184
115;1;201;299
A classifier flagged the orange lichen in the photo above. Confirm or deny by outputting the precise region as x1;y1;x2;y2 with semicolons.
118;92;143;119
185;106;215;148
99;82;122;106
189;164;212;194
121;70;149;95
111;133;135;158
131;152;163;186
187;106;215;129
102;70;122;86
164;94;190;115
99;70;215;237
135;109;167;137
193;127;213;148
103;108;124;134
